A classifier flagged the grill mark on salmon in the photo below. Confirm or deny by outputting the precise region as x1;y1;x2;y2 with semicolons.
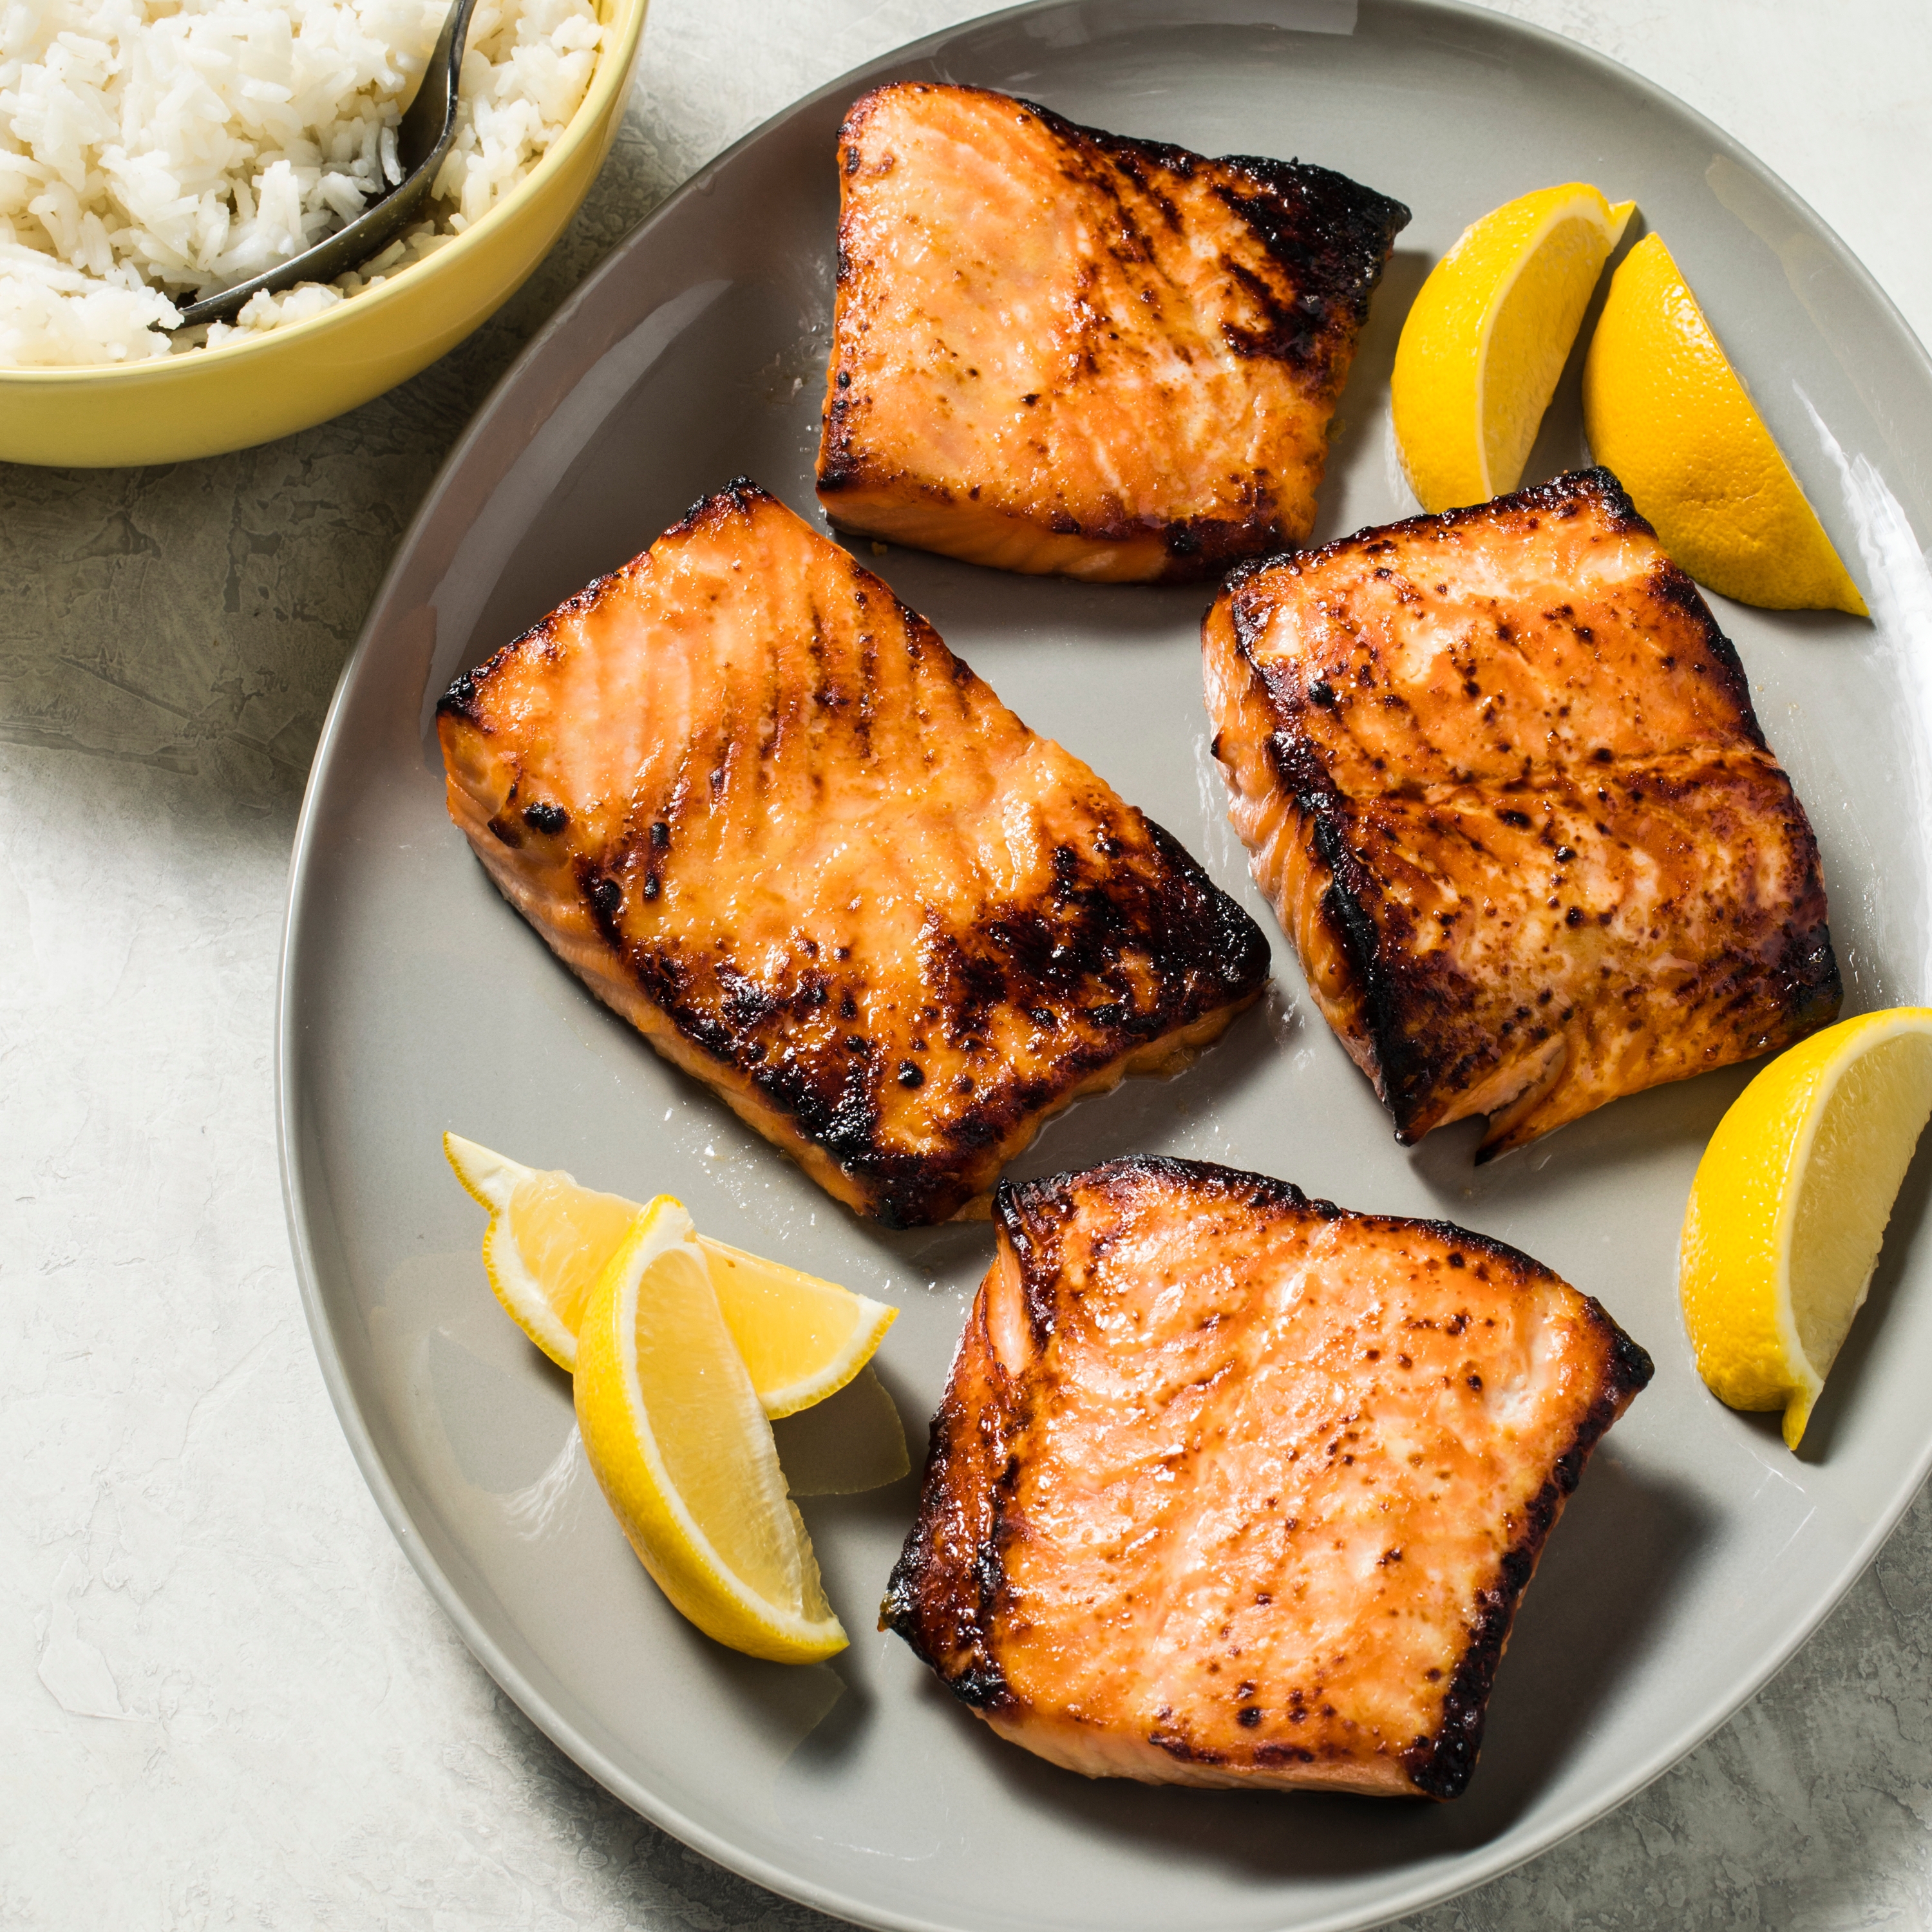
816;82;1409;582
883;1156;1651;1797
437;482;1270;1226
1202;468;1841;1155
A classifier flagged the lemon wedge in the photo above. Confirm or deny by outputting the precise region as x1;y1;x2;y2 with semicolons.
1392;182;1634;512
1680;1008;1932;1448
1582;232;1865;614
698;1236;898;1419
442;1133;896;1406
444;1133;632;1370
574;1197;848;1661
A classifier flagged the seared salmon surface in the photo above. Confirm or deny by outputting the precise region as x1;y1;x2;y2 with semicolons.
437;483;1269;1226
816;82;1410;582
1203;468;1841;1155
884;1157;1651;1799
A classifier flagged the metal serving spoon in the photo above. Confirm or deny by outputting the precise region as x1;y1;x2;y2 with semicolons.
173;0;478;331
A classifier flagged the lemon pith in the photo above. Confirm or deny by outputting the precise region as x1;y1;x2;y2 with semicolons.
441;1134;896;1408
574;1200;848;1662
1680;1008;1932;1448
1582;232;1865;614
1392;182;1633;513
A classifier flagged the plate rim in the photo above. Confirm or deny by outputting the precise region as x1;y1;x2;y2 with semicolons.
277;4;1932;1927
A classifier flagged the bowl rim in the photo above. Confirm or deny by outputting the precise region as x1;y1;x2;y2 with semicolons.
0;0;650;390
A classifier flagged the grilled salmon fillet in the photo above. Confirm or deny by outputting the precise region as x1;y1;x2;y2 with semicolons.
1203;468;1841;1156
884;1157;1651;1799
437;482;1269;1226
815;82;1410;582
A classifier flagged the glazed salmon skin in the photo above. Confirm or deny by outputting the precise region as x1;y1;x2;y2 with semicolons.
1203;468;1841;1155
437;482;1271;1226
885;1157;1651;1798
817;82;1410;582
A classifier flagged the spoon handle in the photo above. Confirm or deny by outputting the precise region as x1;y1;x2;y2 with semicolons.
172;0;479;333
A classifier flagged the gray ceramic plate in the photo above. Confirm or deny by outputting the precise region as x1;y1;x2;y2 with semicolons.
278;3;1932;1927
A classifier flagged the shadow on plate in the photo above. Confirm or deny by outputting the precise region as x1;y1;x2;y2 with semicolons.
1402;1053;1759;1220
775;1365;911;1497
779;1654;880;1776
871;545;1214;659
1308;245;1429;548
898;1448;1707;1879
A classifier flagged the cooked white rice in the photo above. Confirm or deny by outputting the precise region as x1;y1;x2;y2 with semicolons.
0;0;603;366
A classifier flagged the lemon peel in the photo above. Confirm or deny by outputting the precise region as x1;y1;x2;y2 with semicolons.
574;1198;849;1662
1392;181;1633;512
1680;1007;1932;1448
1582;232;1865;614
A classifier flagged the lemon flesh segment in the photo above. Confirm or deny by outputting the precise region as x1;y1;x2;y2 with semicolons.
443;1132;634;1372
441;1136;896;1411
700;1237;898;1419
1680;1009;1932;1448
574;1200;848;1662
1392;182;1632;513
1582;232;1865;615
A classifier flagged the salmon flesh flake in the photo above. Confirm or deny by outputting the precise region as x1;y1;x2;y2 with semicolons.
884;1156;1652;1798
1202;468;1841;1156
817;82;1410;583
437;482;1271;1226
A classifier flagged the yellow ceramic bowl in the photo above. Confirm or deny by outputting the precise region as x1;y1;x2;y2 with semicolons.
0;0;648;470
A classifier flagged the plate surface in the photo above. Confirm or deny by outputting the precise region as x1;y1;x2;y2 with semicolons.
279;4;1932;1927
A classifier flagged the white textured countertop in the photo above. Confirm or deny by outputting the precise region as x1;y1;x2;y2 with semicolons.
6;3;1932;1924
